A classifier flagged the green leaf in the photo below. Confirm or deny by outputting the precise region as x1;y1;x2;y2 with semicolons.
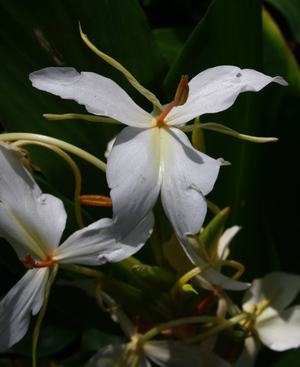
264;0;300;43
162;0;266;281
153;27;193;67
0;0;168;214
81;327;121;351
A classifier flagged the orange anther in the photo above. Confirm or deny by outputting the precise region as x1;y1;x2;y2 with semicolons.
174;75;189;106
80;195;113;207
23;254;36;269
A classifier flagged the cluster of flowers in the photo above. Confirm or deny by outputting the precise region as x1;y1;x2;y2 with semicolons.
1;31;299;367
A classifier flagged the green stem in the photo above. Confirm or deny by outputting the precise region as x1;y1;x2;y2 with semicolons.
44;113;122;124
0;133;107;172
180;122;278;142
136;315;223;349
184;312;255;343
58;263;106;279
32;264;58;367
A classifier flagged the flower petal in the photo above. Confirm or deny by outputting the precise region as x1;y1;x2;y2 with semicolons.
0;144;66;261
144;340;201;367
234;337;259;367
160;127;221;248
84;343;151;367
165;66;288;126
101;292;137;339
29;67;152;128
257;306;300;351
195;268;250;291
242;272;300;313
216;226;241;261
84;344;124;367
0;268;49;352
53;213;154;265
107;127;160;239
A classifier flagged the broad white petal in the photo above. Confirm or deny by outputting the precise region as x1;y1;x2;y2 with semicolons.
165;66;287;126
53;213;154;265
0;145;66;261
144;340;201;367
242;272;300;313
160;127;221;248
107;127;160;239
234;337;259;367
216;226;241;261
0;268;49;352
29;67;152;128
257;306;300;351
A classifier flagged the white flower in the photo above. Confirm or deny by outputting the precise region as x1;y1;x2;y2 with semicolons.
164;226;249;292
0;143;154;352
236;272;300;367
29;66;287;248
85;292;205;367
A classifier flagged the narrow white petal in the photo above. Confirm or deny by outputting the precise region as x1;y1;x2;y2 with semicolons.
165;66;287;126
257;306;300;351
195;268;250;291
160;127;221;248
242;272;300;313
0;268;49;352
0;145;66;261
84;343;150;367
216;226;242;261
144;340;201;367
234;337;259;367
84;344;125;367
107;127;160;239
101;292;137;339
29;67;152;128
53;213;154;265
188;247;249;291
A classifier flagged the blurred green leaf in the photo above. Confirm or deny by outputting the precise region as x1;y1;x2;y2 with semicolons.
81;327;121;351
0;0;168;215
49;285;121;335
271;347;300;366
153;27;193;66
264;0;300;43
8;319;80;357
162;0;266;281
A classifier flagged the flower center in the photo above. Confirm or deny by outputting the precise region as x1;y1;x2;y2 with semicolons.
23;254;55;269
154;75;189;128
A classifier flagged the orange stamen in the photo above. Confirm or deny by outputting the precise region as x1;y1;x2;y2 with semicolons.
80;195;113;207
23;255;36;269
22;254;55;269
156;101;175;127
174;75;189;106
34;258;55;268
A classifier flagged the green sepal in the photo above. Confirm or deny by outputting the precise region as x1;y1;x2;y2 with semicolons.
131;264;177;292
199;207;230;250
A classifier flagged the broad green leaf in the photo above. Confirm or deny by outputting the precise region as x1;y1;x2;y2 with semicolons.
0;0;168;213
153;27;193;67
265;0;300;44
9;324;80;357
162;0;266;281
81;327;121;351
